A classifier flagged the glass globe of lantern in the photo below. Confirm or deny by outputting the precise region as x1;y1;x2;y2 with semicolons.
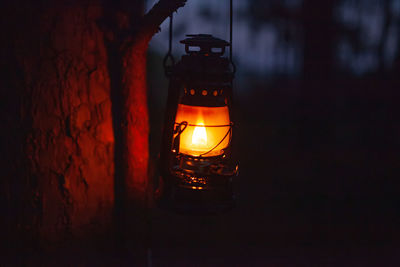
174;101;231;157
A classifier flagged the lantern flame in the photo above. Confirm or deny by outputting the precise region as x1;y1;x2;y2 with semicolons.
192;122;207;147
175;104;230;157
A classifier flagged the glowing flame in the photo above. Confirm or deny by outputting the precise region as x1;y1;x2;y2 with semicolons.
192;122;207;147
174;104;230;157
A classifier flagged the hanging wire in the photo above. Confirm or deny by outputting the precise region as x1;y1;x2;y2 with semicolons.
229;0;236;74
229;0;233;61
163;1;235;75
163;14;175;77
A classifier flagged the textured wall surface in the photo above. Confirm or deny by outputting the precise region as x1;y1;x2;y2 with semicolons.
2;3;114;244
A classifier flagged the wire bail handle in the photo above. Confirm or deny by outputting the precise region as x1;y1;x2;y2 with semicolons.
163;14;175;77
229;0;236;74
163;1;235;76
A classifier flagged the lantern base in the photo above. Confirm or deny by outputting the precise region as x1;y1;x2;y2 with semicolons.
157;175;236;214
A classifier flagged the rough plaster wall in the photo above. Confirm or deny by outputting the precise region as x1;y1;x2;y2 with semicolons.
11;4;114;242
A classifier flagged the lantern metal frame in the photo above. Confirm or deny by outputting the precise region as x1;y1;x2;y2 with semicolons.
157;0;237;213
158;33;238;213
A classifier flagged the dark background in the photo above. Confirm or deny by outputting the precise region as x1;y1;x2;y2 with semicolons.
146;0;400;265
1;0;399;265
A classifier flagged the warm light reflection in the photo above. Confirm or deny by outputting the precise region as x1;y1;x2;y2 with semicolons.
191;186;204;190
175;104;231;157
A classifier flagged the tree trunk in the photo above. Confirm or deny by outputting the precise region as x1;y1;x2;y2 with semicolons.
1;1;116;251
1;0;185;263
106;33;150;253
121;42;149;207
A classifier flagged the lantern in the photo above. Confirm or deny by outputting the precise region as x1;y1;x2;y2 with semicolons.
158;34;238;212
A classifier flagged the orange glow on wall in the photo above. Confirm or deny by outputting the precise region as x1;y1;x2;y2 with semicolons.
174;104;231;157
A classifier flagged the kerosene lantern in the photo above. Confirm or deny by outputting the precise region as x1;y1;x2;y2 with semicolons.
158;33;238;212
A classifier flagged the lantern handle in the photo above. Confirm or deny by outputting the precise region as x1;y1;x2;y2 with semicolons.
229;0;233;62
174;121;188;136
163;14;175;77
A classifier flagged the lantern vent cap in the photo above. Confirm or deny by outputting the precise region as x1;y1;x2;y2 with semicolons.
180;34;230;56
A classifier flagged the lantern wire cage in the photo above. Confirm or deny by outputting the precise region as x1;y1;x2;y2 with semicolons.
173;121;233;157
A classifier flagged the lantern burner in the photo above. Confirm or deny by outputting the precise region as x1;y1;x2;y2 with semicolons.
171;153;237;191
